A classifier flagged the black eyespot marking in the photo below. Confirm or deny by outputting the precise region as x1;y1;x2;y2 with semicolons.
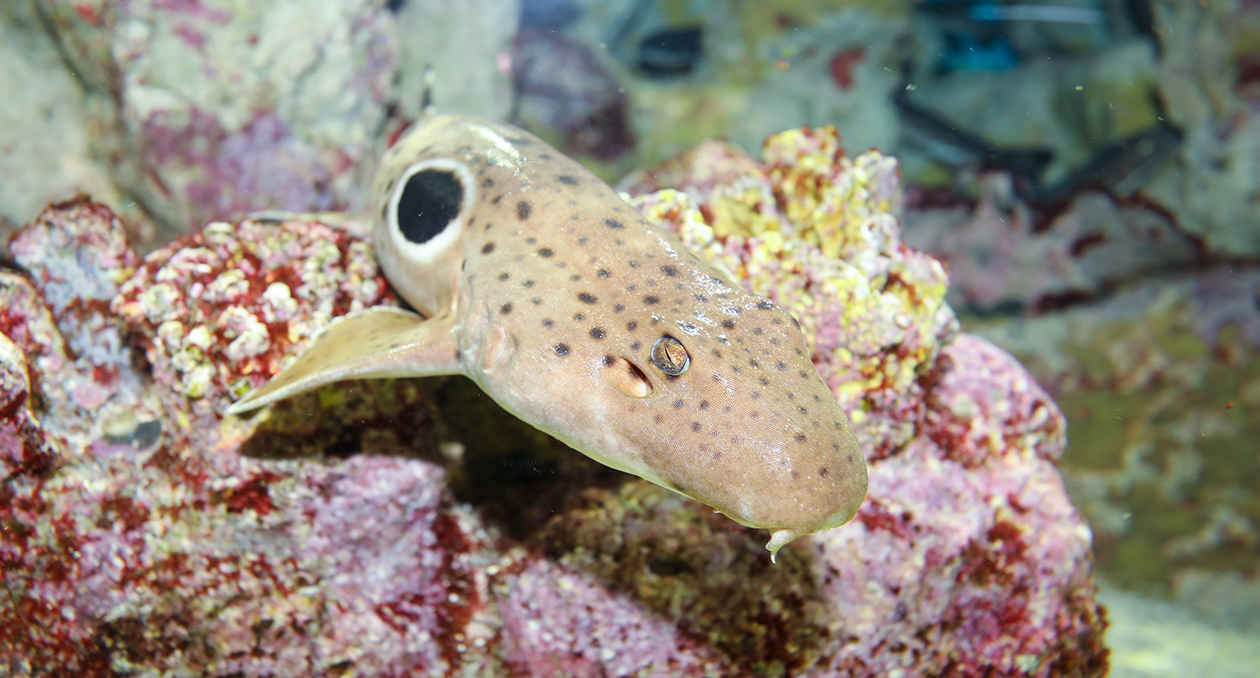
753;327;764;335
627;321;638;331
794;433;807;443
590;327;606;339
500;303;513;315
673;399;684;408
798;406;808;414
749;359;759;368
644;295;659;305
395;168;463;244
539;248;554;258
695;294;708;302
614;304;625;313
712;349;722;358
757;300;774;310
557;175;578;186
699;400;709;410
603;218;624;229
497;272;510;281
661;265;678;277
542;319;554;328
555;343;570;356
759;377;770;385
690;422;701;432
819;467;829;477
578;293;597;304
631;341;642;351
799;371;809;378
603;355;616;366
526;237;537;244
523;280;534;288
532;298;542;305
597;268;611;278
651;336;690;376
517;201;532;220
721;319;736;329
776;361;786;371
574;312;585;321
482;177;494;188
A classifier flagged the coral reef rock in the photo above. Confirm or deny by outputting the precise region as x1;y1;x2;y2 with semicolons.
2;128;1106;676
31;0;396;243
973;267;1260;630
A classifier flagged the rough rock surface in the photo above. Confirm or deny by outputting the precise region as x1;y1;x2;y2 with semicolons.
972;268;1260;628
1;127;1106;676
2;0;520;248
901;176;1203;313
41;0;399;237
0;2;129;235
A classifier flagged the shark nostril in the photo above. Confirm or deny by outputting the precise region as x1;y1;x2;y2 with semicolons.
602;356;652;398
650;335;690;376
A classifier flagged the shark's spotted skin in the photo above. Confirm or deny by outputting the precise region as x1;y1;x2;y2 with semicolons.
227;115;868;558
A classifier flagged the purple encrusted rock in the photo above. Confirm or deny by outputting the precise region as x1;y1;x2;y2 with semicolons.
511;27;636;162
971;266;1260;623
37;0;398;238
901;177;1202;313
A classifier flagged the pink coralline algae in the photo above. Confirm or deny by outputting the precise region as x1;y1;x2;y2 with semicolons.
36;0;398;239
1;127;1106;677
511;27;636;162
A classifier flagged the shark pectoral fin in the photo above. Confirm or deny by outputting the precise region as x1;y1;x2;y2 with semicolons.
225;306;462;415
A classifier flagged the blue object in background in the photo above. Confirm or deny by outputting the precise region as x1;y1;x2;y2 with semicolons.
938;33;1020;72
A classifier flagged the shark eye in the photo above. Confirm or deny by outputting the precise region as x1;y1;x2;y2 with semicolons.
650;335;690;376
393;167;465;244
